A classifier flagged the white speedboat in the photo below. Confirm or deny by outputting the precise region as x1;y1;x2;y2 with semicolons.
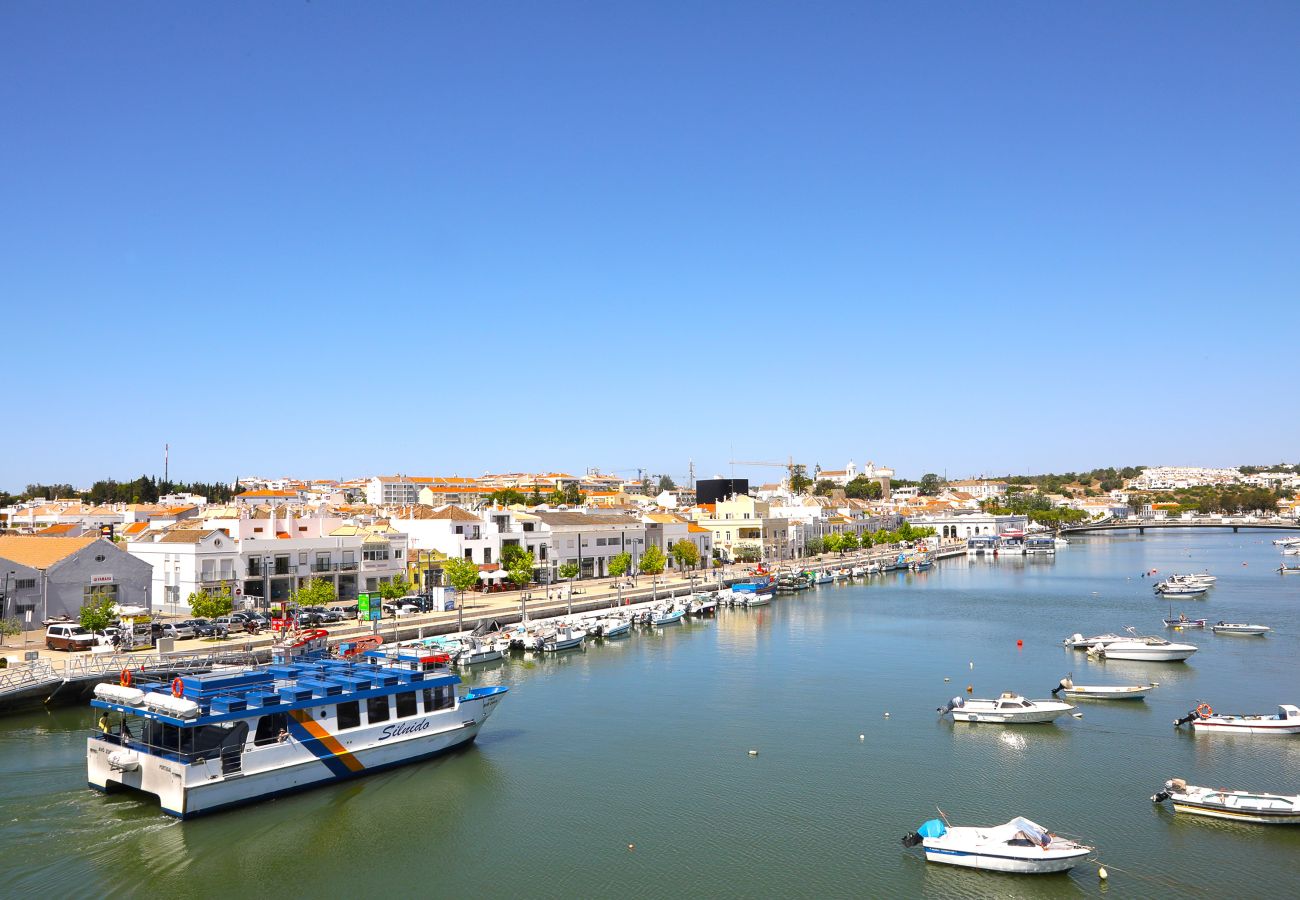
453;637;504;666
1175;703;1300;735
1155;582;1207;597
1093;629;1197;661
649;604;686;626
1153;779;1300;824
939;692;1074;724
1273;537;1300;547
1284;547;1300;555
540;625;586;652
1211;622;1270;635
1062;632;1126;650
1051;676;1153;701
902;816;1092;873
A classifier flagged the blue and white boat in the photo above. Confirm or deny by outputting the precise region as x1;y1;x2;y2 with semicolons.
87;636;507;819
902;816;1092;874
731;577;775;607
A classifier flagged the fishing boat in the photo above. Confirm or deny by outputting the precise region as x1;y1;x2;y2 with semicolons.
731;577;775;606
1092;628;1197;662
1276;564;1300;575
87;637;507;819
814;572;833;585
452;636;504;666
649;603;686;626
1163;616;1206;629
587;614;633;638
901;816;1092;873
1211;622;1270;635
1152;779;1300;824
685;594;717;616
1050;676;1154;701
1174;703;1300;734
938;692;1075;724
850;565;866;577
1154;582;1207;597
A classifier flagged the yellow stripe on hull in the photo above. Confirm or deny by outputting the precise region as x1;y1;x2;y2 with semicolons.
289;709;366;772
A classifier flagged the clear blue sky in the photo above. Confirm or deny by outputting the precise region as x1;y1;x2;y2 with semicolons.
3;2;1297;490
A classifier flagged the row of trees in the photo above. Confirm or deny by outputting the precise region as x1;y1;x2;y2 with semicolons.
484;484;586;507
999;466;1145;495
1;476;236;507
805;523;939;555
980;494;1090;527
1127;485;1286;516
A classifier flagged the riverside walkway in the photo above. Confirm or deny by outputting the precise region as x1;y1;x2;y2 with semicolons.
0;540;965;717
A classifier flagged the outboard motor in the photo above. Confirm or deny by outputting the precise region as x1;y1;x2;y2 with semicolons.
1050;675;1073;697
901;832;923;848
937;696;965;714
1173;708;1198;728
1151;788;1172;803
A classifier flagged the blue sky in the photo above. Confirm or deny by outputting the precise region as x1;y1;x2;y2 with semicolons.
3;2;1297;490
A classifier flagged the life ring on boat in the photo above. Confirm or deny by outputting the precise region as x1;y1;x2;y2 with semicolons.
1196;703;1213;719
119;668;132;687
171;677;184;698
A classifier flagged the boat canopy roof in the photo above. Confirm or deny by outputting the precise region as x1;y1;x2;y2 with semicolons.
987;817;1051;847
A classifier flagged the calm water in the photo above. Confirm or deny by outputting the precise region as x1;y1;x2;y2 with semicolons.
3;531;1299;898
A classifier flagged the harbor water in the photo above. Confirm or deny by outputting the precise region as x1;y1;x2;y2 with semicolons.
3;531;1298;898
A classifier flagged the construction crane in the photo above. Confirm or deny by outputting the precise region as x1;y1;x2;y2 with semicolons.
727;457;816;486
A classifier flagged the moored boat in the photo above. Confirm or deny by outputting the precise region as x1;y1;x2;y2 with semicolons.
1163;616;1206;629
1051;676;1154;701
1062;632;1126;650
1174;703;1300;734
1211;622;1270;635
1153;779;1300;824
901;816;1092;873
87;640;507;819
1092;628;1197;661
939;692;1075;724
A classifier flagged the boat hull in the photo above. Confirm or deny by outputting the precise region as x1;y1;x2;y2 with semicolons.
1099;643;1196;661
1062;686;1150;701
948;709;1068;724
921;844;1089;873
1191;720;1300;735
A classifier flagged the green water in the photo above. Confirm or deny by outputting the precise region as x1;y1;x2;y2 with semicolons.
3;531;1299;898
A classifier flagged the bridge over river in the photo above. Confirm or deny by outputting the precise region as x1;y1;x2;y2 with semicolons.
1063;515;1300;535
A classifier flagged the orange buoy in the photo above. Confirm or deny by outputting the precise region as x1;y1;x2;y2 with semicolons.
1016;639;1023;648
171;677;184;698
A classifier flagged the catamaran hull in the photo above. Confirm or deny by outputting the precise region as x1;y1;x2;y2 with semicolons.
88;692;505;820
921;844;1088;873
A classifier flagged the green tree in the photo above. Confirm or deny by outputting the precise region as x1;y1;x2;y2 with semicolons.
558;562;580;581
546;489;568;505
187;586;234;621
528;487;543;506
789;464;813;495
804;536;824;555
608;552;632;578
639;544;667;576
507;551;535;589
671;539;699;571
500;544;530;570
732;542;762;563
822;532;843;553
487;489;526;506
657;474;676;493
813;479;836;497
845;476;883;500
79;593;117;633
918;473;945;496
296;578;340;607
377;576;412;601
0;617;20;647
840;531;860;552
562;483;585;505
441;557;481;630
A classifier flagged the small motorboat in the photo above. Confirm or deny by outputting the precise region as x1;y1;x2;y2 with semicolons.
1163;617;1206;628
902;816;1092;873
1175;703;1300;735
649;604;686;626
939;692;1075;724
1211;622;1270;635
1153;779;1300;824
587;615;633;638
1062;632;1126;650
540;625;586;652
1154;582;1207;597
453;637;504;666
1092;628;1197;661
685;594;717;616
1051;676;1153;701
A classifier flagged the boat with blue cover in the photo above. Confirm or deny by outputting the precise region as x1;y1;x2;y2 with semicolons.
86;633;507;819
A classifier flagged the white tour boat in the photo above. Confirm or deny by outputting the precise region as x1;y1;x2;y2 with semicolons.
1153;779;1300;824
1175;703;1300;735
1211;622;1270;635
902;816;1092;873
1051;676;1153;701
88;638;507;819
939;692;1075;724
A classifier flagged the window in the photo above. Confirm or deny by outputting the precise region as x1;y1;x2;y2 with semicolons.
422;686;455;712
395;692;418;718
15;578;35;590
366;695;390;724
337;701;361;730
254;527;263;533
363;545;390;562
253;712;288;746
395;549;402;559
299;552;308;565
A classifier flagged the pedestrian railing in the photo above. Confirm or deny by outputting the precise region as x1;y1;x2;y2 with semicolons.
0;660;59;696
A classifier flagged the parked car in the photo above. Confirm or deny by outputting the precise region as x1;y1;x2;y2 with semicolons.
293;610;323;628
306;607;342;624
335;604;358;616
45;623;97;651
180;619;217;637
157;622;196;641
